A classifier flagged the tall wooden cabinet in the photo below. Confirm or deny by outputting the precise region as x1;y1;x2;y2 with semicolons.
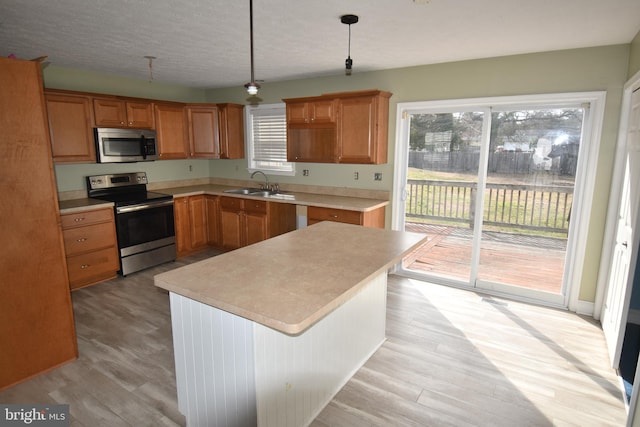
0;58;78;389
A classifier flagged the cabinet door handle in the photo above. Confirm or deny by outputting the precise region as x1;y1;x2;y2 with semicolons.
74;217;85;222
330;214;339;218
76;238;87;242
80;264;90;269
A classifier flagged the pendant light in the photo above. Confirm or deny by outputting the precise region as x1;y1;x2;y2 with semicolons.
244;0;260;95
340;14;358;76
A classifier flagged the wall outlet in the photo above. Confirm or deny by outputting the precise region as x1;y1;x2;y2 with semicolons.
374;172;382;181
354;171;359;180
303;169;309;176
188;164;193;172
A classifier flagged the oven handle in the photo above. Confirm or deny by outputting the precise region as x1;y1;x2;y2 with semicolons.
116;199;174;214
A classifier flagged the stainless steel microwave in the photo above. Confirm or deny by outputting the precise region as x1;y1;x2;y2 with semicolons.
94;128;158;163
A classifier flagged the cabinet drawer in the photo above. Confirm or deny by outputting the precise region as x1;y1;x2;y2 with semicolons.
66;247;119;286
243;199;267;214
63;222;116;255
307;206;362;225
61;208;113;229
220;196;243;211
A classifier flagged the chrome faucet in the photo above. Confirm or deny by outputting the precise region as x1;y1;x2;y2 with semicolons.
250;170;269;190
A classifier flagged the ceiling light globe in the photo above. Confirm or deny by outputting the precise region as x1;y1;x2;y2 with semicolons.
245;82;259;95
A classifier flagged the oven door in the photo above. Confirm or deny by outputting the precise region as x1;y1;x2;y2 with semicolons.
115;200;175;256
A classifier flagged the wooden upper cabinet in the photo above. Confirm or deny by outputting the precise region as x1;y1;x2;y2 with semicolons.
287;99;336;125
155;103;189;159
45;92;96;163
284;90;390;164
187;104;220;158
337;91;391;164
286;127;337;163
218;103;245;159
186;103;244;159
93;98;155;128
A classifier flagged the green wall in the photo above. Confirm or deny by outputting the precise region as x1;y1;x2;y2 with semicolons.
629;29;640;78
46;44;632;303
43;66;206;102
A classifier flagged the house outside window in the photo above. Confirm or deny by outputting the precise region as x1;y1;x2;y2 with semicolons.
244;103;294;175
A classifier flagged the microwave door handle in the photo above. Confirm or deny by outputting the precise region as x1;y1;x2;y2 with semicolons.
140;136;147;160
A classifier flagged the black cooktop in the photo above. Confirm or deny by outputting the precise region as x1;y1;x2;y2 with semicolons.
91;190;173;207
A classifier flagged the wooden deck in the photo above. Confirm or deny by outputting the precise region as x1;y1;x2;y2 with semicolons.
403;223;566;293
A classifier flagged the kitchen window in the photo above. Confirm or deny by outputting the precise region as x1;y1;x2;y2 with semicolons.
245;103;294;175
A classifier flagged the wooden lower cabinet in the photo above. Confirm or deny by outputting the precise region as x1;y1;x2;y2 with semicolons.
61;207;119;290
206;195;221;247
174;195;209;258
220;196;296;250
307;205;385;228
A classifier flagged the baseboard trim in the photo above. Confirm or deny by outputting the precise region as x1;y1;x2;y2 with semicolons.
575;299;595;317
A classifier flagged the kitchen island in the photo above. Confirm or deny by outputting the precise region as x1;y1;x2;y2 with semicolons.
154;221;427;427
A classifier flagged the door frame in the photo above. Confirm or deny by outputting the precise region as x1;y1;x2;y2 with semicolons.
392;92;607;310
595;70;640;322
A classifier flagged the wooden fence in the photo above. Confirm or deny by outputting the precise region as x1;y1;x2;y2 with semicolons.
408;151;578;176
406;179;573;234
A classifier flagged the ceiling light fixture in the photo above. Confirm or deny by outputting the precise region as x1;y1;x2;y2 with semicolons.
244;0;260;96
340;14;358;76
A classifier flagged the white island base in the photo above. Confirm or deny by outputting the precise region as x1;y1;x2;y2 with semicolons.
169;271;387;427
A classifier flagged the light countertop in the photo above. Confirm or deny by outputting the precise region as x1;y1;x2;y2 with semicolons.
59;184;388;214
159;184;389;212
58;198;114;214
154;221;428;335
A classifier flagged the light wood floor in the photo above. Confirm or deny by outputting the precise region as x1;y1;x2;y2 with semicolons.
1;251;627;426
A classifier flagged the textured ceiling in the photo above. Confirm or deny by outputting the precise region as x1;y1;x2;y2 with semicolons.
1;0;639;89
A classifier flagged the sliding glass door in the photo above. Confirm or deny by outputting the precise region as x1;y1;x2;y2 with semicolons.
402;110;485;283
395;94;597;306
475;107;583;303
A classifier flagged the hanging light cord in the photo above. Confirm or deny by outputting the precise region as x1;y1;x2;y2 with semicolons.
249;0;255;84
341;14;358;76
347;23;351;60
244;0;260;95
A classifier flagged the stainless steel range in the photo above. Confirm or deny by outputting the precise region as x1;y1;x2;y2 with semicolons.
86;172;175;275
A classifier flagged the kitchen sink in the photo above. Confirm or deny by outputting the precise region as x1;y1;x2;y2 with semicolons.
223;188;260;195
223;188;284;197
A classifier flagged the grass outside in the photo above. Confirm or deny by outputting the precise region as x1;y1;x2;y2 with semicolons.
406;168;572;238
